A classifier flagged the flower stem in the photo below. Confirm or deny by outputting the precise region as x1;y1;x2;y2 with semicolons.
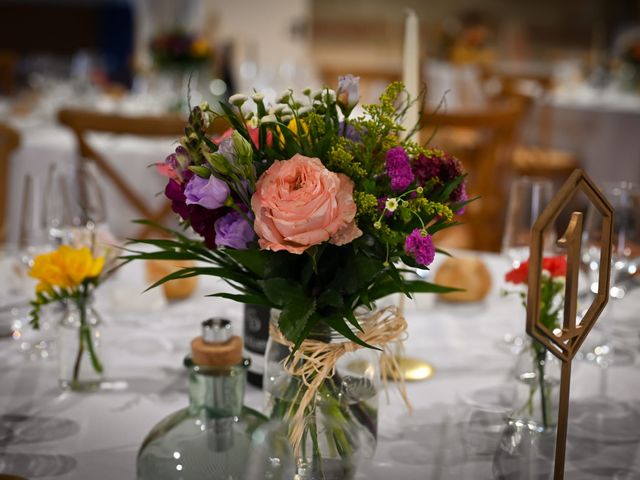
535;347;549;430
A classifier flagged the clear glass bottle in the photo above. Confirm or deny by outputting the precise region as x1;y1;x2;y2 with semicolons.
58;298;103;391
137;318;288;480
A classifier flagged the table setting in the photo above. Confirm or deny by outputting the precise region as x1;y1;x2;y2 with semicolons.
2;10;640;480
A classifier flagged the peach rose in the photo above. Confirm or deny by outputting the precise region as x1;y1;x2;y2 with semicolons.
251;154;362;254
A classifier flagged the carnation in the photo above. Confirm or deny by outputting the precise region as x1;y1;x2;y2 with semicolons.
404;228;435;266
385;146;414;192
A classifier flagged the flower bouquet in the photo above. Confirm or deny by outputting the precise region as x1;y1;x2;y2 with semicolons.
124;76;469;477
150;30;212;70
29;245;107;390
504;255;567;431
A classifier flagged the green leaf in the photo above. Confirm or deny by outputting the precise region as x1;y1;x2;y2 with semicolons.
208;292;271;306
324;315;377;350
317;289;344;309
279;296;316;346
258;277;304;307
222;248;267;277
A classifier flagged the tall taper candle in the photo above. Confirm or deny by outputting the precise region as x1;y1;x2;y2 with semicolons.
402;9;420;139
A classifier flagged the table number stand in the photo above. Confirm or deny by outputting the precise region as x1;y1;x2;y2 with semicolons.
526;169;613;480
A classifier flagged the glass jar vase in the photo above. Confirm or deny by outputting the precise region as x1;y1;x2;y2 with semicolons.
508;339;561;433
57;298;104;391
264;309;380;480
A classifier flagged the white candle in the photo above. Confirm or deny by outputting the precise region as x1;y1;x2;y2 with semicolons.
402;9;420;139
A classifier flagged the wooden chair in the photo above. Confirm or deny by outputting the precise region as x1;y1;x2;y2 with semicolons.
483;69;580;183
0;123;20;244
421;99;525;252
57;108;228;238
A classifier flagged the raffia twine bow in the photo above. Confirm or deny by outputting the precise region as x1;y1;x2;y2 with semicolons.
270;305;412;455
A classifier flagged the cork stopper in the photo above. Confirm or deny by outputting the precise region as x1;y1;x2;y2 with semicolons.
191;318;243;367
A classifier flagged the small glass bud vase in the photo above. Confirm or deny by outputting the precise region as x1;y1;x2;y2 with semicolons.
57;298;104;391
508;339;560;433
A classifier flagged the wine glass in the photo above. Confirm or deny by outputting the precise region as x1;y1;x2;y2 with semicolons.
9;174;57;359
499;177;555;353
501;177;555;268
580;181;639;368
42;162;108;246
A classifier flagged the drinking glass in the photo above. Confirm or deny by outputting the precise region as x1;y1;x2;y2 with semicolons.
501;177;555;268
42;162;107;245
10;174;56;359
580;181;639;367
499;177;554;353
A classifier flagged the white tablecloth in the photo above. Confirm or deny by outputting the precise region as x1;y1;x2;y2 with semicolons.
1;253;639;479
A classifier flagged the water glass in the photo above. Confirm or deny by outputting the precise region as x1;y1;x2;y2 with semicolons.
501;177;555;267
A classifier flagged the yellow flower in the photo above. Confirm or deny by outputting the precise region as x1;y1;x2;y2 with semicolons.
190;38;210;58
30;246;104;292
278;118;308;148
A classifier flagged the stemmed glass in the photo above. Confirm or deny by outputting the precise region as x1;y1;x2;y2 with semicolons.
42;162;107;245
499;177;555;353
580;181;639;368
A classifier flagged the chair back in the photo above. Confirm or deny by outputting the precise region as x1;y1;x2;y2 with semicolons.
422;99;525;251
0;123;20;244
58;108;228;238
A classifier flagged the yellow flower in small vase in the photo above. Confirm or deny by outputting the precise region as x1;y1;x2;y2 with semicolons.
29;245;107;391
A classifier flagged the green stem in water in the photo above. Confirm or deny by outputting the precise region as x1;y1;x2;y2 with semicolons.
536;349;549;430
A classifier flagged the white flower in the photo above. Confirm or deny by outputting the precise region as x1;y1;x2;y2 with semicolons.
385;198;399;212
274;104;287;114
251;92;265;103
244;111;254;120
276;89;292;103
229;94;248;107
260;114;278;124
337;75;360;111
311;88;324;100
297;106;312;116
280;114;293;123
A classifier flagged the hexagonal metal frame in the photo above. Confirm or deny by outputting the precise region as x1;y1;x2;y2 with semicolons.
526;169;613;362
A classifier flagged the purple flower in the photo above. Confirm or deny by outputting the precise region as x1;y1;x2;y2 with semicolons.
217;137;236;163
191;206;224;249
165;179;192;219
453;183;468;214
385;146;414;192
337;75;360;112
338;122;364;143
404;228;435;266
412;153;441;184
184;175;230;209
214;211;255;249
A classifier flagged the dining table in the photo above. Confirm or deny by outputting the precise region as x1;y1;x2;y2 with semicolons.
1;251;639;480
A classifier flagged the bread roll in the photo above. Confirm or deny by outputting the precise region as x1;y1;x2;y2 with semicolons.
434;256;492;302
145;259;199;301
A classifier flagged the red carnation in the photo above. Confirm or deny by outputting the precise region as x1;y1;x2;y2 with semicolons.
505;255;567;285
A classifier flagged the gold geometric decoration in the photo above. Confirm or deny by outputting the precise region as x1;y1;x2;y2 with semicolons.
526;169;613;480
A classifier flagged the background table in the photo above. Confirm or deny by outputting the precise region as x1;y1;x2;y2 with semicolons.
1;253;639;479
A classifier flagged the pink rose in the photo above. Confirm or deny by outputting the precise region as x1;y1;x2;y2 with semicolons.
251;154;362;254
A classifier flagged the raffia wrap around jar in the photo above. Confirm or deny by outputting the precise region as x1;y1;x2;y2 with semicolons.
269;305;411;455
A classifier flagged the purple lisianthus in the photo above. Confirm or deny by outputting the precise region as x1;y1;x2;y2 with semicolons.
338;122;364;143
184;175;230;209
385;146;414;192
217;137;236;163
337;74;360;112
404;228;435;266
214;211;255;249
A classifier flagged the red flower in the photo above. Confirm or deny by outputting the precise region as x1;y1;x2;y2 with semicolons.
505;255;567;285
214;127;272;149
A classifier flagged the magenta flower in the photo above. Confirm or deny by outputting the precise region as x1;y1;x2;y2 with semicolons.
404;228;435;266
214;211;255;249
385;146;414;192
184;175;230;209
